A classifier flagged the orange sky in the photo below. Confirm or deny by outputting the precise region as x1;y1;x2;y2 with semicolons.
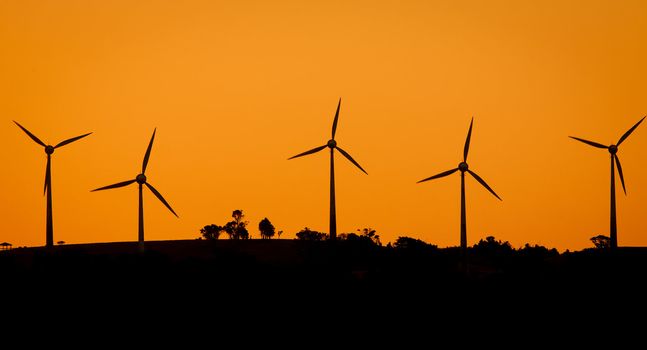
1;0;646;251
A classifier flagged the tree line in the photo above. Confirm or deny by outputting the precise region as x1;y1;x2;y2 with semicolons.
200;210;283;240
199;209;612;251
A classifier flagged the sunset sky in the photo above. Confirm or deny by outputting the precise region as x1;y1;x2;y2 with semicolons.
1;0;646;251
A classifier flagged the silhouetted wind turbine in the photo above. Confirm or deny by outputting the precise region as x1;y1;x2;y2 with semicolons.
569;116;645;250
92;129;178;250
288;98;367;240
14;121;91;248
417;118;501;257
13;121;92;248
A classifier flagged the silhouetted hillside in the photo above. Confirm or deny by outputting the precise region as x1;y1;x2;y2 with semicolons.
1;239;646;326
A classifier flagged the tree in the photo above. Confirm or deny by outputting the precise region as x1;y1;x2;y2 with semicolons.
393;236;436;250
337;229;382;246
277;230;283;239
473;236;513;250
238;226;249;240
590;235;611;250
200;224;223;240
259;218;276;239
224;210;249;239
232;210;245;225
295;227;328;241
358;228;381;246
471;236;514;263
518;243;558;257
338;232;372;246
223;221;236;239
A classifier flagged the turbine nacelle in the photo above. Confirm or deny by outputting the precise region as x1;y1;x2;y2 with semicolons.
136;173;147;184
417;118;500;199
287;100;367;176
608;145;618;154
45;145;55;154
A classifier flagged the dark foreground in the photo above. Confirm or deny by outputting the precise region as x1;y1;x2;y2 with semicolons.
1;239;646;331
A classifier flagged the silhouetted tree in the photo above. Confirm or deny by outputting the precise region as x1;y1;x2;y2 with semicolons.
239;226;249;239
224;210;249;239
232;210;245;225
590;235;611;250
259;218;275;239
337;232;356;240
358;228;381;246
471;236;514;267
337;233;373;247
393;236;437;250
277;230;283;239
473;236;513;252
516;243;559;269
295;227;328;241
224;221;250;239
200;224;223;240
223;222;236;239
337;229;382;246
518;243;558;257
57;241;65;245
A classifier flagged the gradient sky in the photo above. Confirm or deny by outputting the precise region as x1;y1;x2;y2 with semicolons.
1;0;646;250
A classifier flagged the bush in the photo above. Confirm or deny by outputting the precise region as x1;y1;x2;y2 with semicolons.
295;227;328;241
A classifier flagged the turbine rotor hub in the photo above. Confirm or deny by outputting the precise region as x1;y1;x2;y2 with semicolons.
45;145;55;154
327;139;337;148
459;162;469;172
136;174;147;184
608;145;618;154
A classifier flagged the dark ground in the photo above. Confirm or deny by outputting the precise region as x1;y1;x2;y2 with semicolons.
1;239;646;334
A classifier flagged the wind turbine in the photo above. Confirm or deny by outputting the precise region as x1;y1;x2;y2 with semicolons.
92;128;178;250
569;116;645;249
14;121;91;248
288;98;367;240
417;117;501;256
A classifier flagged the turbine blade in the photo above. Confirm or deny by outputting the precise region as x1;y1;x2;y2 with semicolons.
467;169;502;201
463;117;473;162
569;136;607;149
142;128;156;174
335;146;368;175
288;145;327;160
332;98;341;139
55;132;92;149
617;116;645;146
13;121;46;147
145;182;178;217
614;154;627;195
44;156;51;195
417;168;458;183
91;179;136;192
